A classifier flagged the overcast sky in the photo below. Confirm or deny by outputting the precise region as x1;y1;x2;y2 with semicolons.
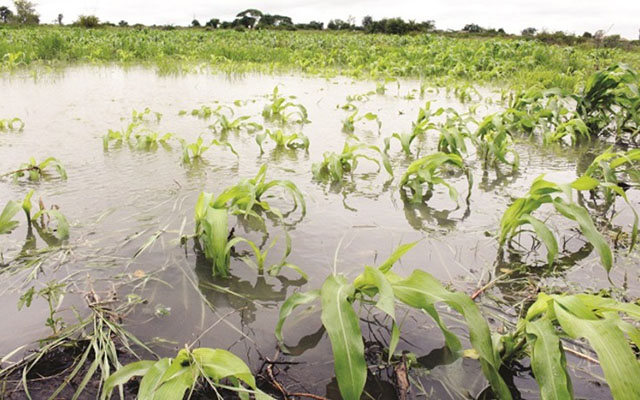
17;0;640;39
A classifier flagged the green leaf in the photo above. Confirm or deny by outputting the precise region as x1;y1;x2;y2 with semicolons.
391;270;511;399
193;348;256;388
275;289;320;351
101;361;156;400
320;275;367;400
521;215;558;266
525;318;573;400
554;298;640;400
0;200;20;234
552;199;612;272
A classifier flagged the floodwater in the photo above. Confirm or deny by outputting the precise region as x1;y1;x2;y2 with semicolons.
0;66;637;399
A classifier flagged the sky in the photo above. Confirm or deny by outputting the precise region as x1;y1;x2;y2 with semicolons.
14;0;640;39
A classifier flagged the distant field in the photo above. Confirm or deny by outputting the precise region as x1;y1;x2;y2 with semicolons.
1;27;639;89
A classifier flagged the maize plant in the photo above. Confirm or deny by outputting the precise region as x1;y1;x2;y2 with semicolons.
255;129;309;154
399;152;472;205
10;157;68;181
312;140;392;182
342;109;381;134
498;173;638;271
0;117;24;132
102;347;272;400
262;86;310;125
179;136;238;163
276;243;511;400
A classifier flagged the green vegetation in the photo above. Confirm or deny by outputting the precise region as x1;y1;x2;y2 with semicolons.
0;117;24;131
8;156;67;181
102;347;271;400
255;129;309;154
312;140;392;182
193;165;305;277
0;28;638;89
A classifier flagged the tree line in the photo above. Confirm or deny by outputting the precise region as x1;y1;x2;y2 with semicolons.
0;2;636;46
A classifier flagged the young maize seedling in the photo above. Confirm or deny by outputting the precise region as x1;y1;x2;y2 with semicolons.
102;347;272;400
342;109;382;134
23;189;70;241
399;152;472;205
18;281;67;335
180;136;238;163
102;122;139;150
131;107;162;123
542;117;590;146
8;157;68;181
255;129;309;154
0;117;25;132
210;114;263;135
384;102;441;155
498;174;633;272
499;292;640;400
276;243;511;400
262;86;310;125
134;130;173;150
0;200;20;234
236;233;306;278
194;165;305;277
312;140;393;182
473;114;520;171
182;104;234;119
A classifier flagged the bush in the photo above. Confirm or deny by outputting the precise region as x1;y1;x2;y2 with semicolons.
75;15;100;28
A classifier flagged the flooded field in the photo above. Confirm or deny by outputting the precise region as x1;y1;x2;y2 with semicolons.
1;66;639;399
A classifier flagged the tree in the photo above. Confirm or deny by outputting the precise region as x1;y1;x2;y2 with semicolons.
191;19;200;27
362;15;373;31
0;6;13;23
13;0;39;24
521;27;537;36
118;20;128;27
205;18;219;28
462;23;483;33
57;13;63;25
75;15;99;28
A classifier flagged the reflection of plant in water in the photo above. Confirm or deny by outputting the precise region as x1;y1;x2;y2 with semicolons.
103;347;271;400
312;139;392;183
194;252;305;326
399;152;472;205
398;189;464;231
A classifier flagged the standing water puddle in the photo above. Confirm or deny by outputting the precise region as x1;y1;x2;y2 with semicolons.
1;66;637;399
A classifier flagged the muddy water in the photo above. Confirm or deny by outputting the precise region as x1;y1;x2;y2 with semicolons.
0;67;636;399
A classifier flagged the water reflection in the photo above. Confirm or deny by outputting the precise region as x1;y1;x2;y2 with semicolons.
193;253;305;326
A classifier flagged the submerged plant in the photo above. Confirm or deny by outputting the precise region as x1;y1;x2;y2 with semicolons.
384;102;441;155
102;347;271;400
102;122;139;150
473;114;520;171
312;140;392;182
0;200;20;234
9;157;67;181
399;152;472;205
255;129;309;154
342;109;382;134
194;165;305;277
131;107;162;124
0;117;25;132
262;86;310;125
210;114;263;135
134;130;173;150
180;136;238;163
498;173;636;271
276;243;511;400
500;292;640;400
